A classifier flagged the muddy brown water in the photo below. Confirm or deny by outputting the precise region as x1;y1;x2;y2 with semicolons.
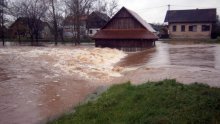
0;46;98;124
116;42;220;86
1;42;220;124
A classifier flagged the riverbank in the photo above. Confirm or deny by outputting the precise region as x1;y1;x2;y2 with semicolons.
48;79;220;124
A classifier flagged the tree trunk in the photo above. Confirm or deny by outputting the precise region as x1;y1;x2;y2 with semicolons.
17;25;21;45
35;31;39;46
51;0;58;46
1;2;5;46
59;29;65;44
76;0;80;45
18;33;21;45
1;28;4;46
31;34;34;46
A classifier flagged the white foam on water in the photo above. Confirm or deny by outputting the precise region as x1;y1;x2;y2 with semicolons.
50;47;127;80
0;47;127;81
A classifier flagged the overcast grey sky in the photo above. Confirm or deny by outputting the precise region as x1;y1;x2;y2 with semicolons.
118;0;220;23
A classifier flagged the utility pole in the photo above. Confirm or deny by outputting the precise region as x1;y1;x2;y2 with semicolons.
76;0;80;45
51;0;58;46
0;0;5;46
168;4;171;11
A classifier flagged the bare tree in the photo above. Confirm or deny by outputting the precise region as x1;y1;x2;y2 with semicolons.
46;0;64;45
107;0;118;17
10;0;48;45
50;0;58;45
8;1;23;44
0;0;7;46
65;0;96;45
94;0;107;14
44;0;66;44
94;0;118;17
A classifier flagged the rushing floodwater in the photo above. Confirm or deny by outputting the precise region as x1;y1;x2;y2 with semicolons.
116;42;220;86
1;41;220;124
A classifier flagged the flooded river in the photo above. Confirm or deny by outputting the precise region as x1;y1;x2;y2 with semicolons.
0;46;124;124
117;42;220;86
0;41;220;124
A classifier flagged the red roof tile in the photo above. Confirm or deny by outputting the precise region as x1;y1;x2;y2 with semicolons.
93;29;158;40
93;7;158;40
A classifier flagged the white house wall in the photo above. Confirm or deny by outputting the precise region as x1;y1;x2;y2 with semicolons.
169;23;212;39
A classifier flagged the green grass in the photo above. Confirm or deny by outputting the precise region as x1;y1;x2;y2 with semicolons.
48;80;220;124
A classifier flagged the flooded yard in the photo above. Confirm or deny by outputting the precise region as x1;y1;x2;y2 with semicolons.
0;41;220;124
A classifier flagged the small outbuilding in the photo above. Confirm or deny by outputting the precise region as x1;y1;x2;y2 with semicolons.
93;7;158;51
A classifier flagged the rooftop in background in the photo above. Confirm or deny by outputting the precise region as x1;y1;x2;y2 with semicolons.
92;11;110;22
164;8;217;23
63;15;88;25
9;17;50;30
86;11;110;29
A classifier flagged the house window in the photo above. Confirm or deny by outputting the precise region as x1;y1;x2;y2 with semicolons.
202;25;210;32
189;25;197;32
172;25;177;32
181;25;185;32
89;30;93;34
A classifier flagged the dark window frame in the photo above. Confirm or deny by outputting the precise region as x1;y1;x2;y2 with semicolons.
89;30;93;34
202;25;210;32
189;26;193;31
172;25;177;32
189;25;197;32
181;25;185;32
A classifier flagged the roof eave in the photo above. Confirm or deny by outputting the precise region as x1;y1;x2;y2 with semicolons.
93;37;158;40
167;21;216;23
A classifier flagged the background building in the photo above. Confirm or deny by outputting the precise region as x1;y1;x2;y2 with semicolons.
86;11;110;37
164;8;217;39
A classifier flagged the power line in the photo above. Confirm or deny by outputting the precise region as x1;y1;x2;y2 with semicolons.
170;4;195;8
136;4;219;13
133;4;220;16
136;5;167;12
170;4;219;9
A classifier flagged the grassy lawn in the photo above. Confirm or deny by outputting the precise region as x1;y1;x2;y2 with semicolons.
48;80;220;124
